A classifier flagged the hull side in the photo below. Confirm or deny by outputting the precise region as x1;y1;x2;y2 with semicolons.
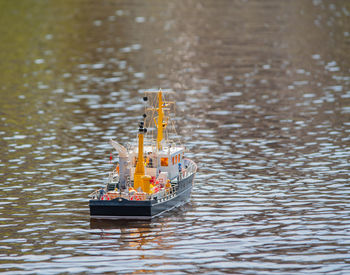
151;173;194;217
89;173;195;220
89;199;152;219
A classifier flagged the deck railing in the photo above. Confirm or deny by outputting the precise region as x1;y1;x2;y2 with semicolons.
177;159;197;182
89;182;179;202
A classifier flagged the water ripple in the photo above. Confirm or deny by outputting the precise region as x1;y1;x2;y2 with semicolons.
0;0;350;274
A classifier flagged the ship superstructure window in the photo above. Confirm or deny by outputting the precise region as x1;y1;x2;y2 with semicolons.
161;157;168;167
145;153;154;168
148;157;153;167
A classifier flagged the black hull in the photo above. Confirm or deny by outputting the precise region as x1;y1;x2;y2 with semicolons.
89;173;195;219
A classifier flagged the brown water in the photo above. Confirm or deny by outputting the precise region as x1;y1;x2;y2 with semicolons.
1;0;350;274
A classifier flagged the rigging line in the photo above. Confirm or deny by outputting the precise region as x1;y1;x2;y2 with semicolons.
171;119;183;148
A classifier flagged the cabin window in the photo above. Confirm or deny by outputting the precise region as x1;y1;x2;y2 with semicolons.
178;154;181;162
175;155;178;164
172;156;175;165
161;157;168;166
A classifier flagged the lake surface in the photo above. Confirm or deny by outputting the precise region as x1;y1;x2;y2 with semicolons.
0;0;350;274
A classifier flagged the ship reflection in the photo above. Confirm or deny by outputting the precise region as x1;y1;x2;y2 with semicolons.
90;218;165;250
89;206;191;250
90;218;152;230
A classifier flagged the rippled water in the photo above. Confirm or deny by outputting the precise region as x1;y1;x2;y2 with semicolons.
1;0;350;273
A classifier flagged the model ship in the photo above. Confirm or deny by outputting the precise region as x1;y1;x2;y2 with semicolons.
89;90;197;219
